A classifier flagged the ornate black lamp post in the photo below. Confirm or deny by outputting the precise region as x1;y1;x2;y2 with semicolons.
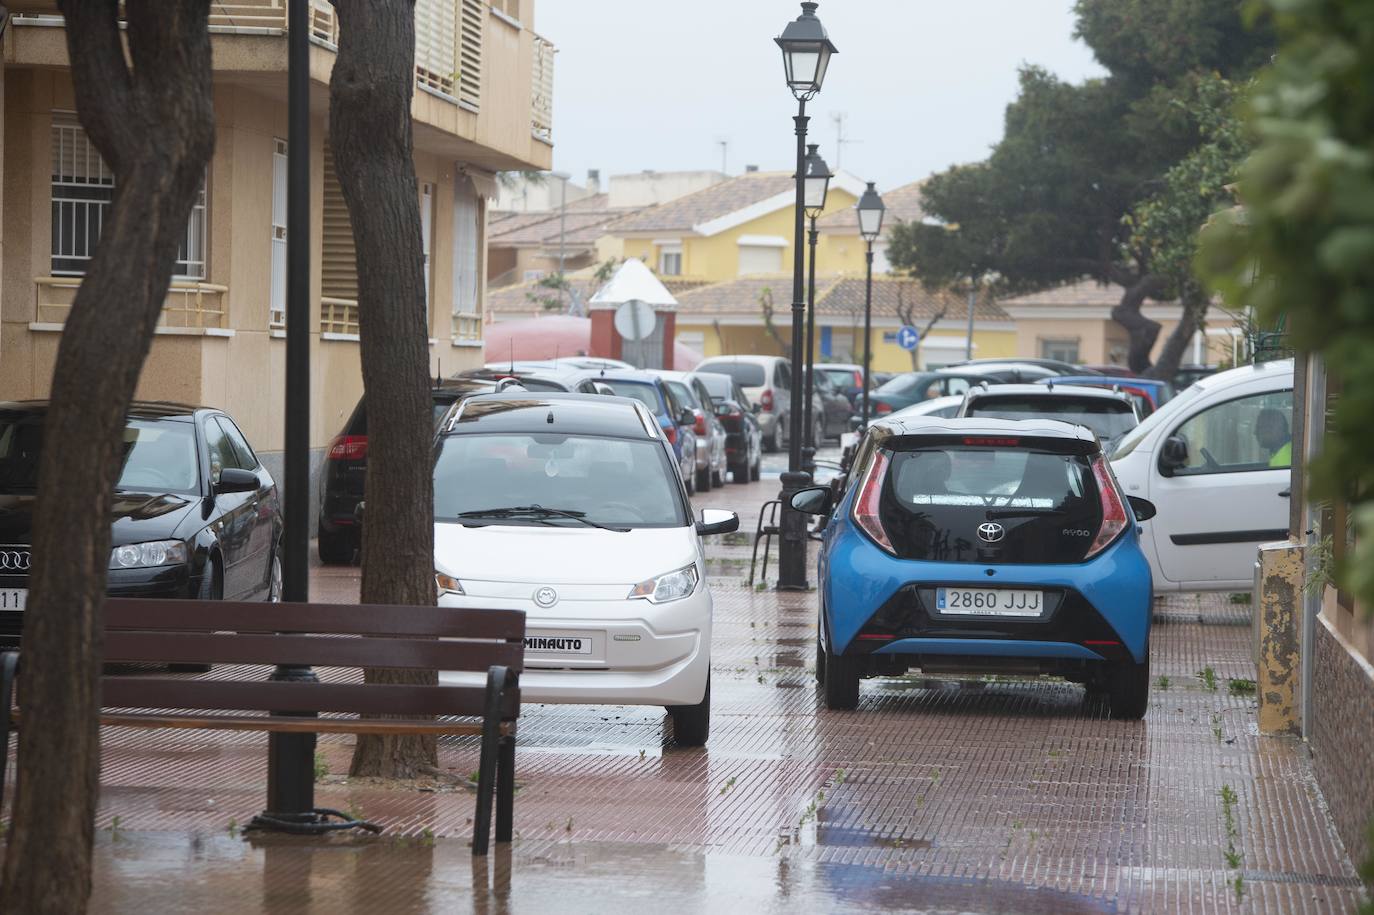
774;1;836;590
800;143;832;477
856;182;886;427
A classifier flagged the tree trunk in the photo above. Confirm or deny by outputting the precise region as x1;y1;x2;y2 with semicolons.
1145;282;1209;382
1110;274;1168;373
331;0;438;779
0;3;214;911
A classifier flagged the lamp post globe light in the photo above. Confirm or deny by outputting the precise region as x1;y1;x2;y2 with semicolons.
800;143;832;477
857;182;886;428
775;1;836;591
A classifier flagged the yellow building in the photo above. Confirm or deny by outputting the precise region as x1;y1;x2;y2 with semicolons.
0;0;554;480
672;274;1014;371
813;178;927;276
598;169;863;285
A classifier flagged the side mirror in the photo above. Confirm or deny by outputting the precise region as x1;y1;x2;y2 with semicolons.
713;402;733;418
1127;496;1156;522
751;402;762;414
678;409;696;427
790;486;833;516
1159;435;1188;476
214;467;258;495
354;500;366;524
696;508;739;536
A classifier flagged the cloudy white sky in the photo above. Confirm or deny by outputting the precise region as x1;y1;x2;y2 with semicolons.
534;0;1106;192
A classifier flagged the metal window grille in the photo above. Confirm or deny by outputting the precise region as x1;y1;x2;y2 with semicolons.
51;118;207;279
270;138;288;328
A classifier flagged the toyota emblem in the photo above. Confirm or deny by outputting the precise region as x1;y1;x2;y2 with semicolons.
533;587;558;608
977;522;1006;544
0;550;31;572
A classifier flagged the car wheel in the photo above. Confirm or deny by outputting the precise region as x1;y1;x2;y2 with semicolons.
318;525;354;565
712;466;725;488
822;645;860;710
812;418;825;449
765;423;781;454
172;557;218;674
667;676;710;747
730;456;750;484
695;465;712;493
814;637;826;683
750;451;762;482
685;471;695;496
1107;656;1150;720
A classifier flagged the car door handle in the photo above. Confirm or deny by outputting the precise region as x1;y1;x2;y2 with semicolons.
1278;489;1291;498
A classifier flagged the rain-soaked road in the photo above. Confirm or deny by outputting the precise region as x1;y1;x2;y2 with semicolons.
80;448;1363;913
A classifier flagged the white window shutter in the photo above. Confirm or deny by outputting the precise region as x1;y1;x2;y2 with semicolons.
270;139;287;327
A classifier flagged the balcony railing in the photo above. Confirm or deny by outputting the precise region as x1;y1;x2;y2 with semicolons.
35;277;229;331
452;311;483;345
320;297;360;336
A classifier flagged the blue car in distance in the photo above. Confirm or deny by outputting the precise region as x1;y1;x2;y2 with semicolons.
791;416;1156;719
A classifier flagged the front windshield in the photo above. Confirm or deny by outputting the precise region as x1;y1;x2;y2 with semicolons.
967;397;1139;446
1111;381;1206;459
434;433;688;528
0;414;199;494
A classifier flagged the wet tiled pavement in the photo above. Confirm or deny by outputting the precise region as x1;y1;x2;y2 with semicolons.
70;450;1366;912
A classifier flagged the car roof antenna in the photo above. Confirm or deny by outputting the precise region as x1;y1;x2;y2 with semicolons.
510;341;515;375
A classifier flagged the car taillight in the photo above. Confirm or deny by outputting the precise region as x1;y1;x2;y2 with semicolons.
874;401;893;415
694;411;708;436
1086;455;1128;558
853;371;863;388
851;451;894;554
664;424;678;445
328;435;367;461
761;389;774;412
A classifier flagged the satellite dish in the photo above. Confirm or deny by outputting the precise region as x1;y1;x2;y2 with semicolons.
614;299;657;342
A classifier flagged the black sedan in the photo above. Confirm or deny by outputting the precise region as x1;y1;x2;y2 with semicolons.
0;401;282;645
694;371;762;484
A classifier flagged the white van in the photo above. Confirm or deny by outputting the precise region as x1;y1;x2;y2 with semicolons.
1110;359;1294;593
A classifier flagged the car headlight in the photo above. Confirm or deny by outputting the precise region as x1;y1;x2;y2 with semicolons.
435;572;465;595
109;540;187;570
627;564;699;603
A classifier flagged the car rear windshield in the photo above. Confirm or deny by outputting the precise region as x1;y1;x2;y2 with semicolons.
602;380;665;415
695;374;732;401
965;396;1137;446
434;433;687;528
702;362;765;388
877;445;1103;564
0;413;200;495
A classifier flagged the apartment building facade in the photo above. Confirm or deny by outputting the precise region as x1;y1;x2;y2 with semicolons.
0;0;554;472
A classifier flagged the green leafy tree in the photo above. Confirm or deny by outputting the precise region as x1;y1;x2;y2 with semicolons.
1199;0;1374;609
888;0;1273;377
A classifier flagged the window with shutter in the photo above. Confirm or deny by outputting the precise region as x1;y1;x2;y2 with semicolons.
421;181;435;334
451;176;480;317
415;0;457;97
270;138;287;328
321;142;358;303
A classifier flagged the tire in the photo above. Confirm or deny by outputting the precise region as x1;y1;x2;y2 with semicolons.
172;558;218;674
667;676;710;747
685;472;695;496
695;465;712;493
318;525;354;565
812;419;825;449
814;637;826;684
712;466;725;488
750;452;762;482
765;423;781;454
730;458;750;484
265;545;282;603
1107;656;1150;720
822;645;861;710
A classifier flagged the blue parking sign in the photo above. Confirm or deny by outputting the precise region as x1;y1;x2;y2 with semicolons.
896;325;920;351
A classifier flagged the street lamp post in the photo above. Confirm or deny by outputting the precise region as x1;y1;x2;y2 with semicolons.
856;182;886;427
800;143;832;477
775;1;836;591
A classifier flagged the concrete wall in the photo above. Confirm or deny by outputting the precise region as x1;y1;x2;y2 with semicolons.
1310;610;1374;873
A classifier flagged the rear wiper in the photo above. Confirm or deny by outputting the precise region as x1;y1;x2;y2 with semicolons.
455;504;628;533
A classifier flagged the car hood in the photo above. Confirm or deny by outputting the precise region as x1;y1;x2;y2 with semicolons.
0;491;200;545
434;522;697;585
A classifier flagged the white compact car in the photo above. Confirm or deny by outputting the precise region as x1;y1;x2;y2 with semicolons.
1110;359;1294;592
431;392;738;746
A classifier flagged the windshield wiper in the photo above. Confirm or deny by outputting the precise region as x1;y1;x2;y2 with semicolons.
455;505;628;533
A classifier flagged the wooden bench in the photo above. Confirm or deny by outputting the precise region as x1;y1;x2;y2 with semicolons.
0;597;524;855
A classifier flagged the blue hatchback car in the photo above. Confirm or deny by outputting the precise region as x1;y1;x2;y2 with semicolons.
792;416;1156;719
